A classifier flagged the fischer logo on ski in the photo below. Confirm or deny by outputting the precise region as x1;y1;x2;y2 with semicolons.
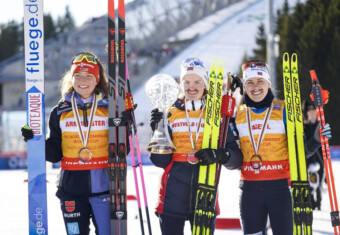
283;53;312;235
193;59;225;235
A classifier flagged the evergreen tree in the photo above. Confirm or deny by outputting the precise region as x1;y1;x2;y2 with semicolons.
0;21;21;61
272;0;340;144
253;23;267;61
236;23;267;77
56;6;75;33
44;14;56;40
0;8;75;62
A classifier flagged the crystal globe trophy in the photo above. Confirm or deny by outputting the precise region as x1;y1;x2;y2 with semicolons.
145;74;179;154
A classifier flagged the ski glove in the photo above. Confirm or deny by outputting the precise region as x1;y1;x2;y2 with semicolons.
150;108;163;132
118;104;137;126
21;125;34;142
321;123;332;139
314;122;332;142
229;73;244;95
195;148;230;165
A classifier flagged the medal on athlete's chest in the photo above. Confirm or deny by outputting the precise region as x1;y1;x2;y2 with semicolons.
185;100;205;164
78;147;93;163
246;104;273;171
71;92;98;163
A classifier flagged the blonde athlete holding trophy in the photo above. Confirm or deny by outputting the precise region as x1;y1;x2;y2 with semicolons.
148;57;243;235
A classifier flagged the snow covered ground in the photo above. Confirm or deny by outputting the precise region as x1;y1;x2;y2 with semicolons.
1;161;339;234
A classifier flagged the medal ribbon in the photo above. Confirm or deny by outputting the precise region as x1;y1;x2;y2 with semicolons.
71;92;98;148
246;103;273;156
185;99;206;150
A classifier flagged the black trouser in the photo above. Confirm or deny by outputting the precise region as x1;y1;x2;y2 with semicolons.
159;214;194;235
58;192;110;235
240;179;293;235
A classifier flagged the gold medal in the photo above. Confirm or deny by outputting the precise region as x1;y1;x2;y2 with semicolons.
187;150;199;164
79;147;92;162
250;154;262;170
71;93;98;164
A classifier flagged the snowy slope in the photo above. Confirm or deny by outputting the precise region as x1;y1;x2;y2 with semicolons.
132;0;305;131
0;162;339;234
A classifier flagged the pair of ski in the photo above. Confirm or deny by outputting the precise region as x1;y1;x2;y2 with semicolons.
283;53;313;235
107;0;152;234
192;59;236;235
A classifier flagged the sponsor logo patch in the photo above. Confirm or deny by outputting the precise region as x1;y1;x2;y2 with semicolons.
65;201;75;213
67;222;80;234
116;211;124;219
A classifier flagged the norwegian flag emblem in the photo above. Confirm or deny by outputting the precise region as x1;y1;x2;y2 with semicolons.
187;67;194;71
257;72;263;75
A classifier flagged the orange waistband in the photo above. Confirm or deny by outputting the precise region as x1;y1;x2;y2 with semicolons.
172;153;189;162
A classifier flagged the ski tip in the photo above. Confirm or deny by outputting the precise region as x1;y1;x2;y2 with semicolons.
283;52;289;61
118;0;125;19
218;59;226;68
108;0;115;18
291;53;297;62
212;58;219;65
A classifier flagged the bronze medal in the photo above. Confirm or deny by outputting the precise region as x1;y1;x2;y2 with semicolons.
79;147;92;162
246;104;273;172
250;154;263;170
187;150;199;164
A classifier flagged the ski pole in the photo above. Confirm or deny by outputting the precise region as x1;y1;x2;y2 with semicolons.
310;70;340;234
128;133;145;235
126;63;153;235
216;73;237;187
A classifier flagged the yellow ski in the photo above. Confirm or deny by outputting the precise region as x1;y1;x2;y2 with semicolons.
193;58;224;235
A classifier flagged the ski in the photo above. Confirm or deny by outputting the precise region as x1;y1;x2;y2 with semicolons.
283;52;312;235
193;59;224;235
126;63;152;235
23;1;48;234
310;70;340;234
107;0;128;234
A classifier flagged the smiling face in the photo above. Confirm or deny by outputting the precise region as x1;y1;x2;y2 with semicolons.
72;71;98;98
182;74;206;101
244;77;271;102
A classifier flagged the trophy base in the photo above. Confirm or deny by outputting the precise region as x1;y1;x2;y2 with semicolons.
147;142;176;154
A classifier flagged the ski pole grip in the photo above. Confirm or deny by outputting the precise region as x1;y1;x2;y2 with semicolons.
309;70;329;105
125;92;133;110
309;70;317;82
221;94;235;117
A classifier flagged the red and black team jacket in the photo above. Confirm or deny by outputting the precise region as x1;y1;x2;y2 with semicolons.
150;98;243;219
45;91;110;197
